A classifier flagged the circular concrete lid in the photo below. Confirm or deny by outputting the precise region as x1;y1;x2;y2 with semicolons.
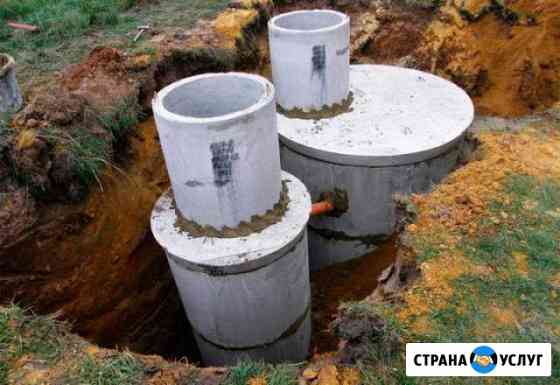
277;65;474;167
150;171;311;274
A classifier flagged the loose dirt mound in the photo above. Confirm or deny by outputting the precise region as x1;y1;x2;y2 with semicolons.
397;118;560;330
60;47;134;113
414;0;560;117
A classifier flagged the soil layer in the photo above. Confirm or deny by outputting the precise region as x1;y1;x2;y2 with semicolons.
310;237;397;354
2;0;560;378
413;0;560;117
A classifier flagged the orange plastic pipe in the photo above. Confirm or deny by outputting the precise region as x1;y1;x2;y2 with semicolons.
310;200;335;216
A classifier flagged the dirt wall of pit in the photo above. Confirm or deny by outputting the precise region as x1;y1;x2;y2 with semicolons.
1;0;560;358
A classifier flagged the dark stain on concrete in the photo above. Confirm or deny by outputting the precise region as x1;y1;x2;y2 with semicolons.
210;139;239;187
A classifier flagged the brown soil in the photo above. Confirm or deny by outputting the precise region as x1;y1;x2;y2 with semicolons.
395;121;560;330
3;0;560;378
0;117;196;359
61;48;135;114
413;0;560;117
310;237;397;355
62;47;127;91
277;92;354;120
270;1;434;66
359;6;433;65
1;1;269;363
0;184;37;249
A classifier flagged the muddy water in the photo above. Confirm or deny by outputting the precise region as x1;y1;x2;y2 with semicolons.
310;237;397;354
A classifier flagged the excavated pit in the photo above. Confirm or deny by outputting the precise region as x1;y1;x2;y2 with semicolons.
95;200;399;362
75;117;401;364
1;0;559;369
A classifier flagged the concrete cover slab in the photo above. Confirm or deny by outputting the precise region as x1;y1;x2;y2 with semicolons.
151;171;311;274
278;65;474;167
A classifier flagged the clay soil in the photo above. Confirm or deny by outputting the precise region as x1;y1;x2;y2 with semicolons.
2;0;560;382
413;0;560;117
310;237;397;355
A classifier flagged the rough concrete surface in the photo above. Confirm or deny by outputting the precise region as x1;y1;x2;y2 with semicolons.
153;73;281;229
281;138;465;270
0;54;22;115
151;171;312;364
278;65;474;167
269;10;350;111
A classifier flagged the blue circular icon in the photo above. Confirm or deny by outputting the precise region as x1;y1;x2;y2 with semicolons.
470;346;497;374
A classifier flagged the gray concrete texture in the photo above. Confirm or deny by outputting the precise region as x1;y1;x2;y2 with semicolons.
269;10;350;111
278;65;474;270
194;312;311;366
277;65;474;167
281;143;463;270
0;54;22;116
153;73;281;229
165;230;309;349
151;171;312;364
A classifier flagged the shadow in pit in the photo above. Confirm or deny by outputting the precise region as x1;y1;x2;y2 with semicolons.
309;236;398;354
113;231;398;363
97;230;202;364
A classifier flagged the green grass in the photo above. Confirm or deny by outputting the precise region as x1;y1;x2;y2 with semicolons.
336;175;560;385
97;97;141;145
37;126;111;193
1;0;233;197
464;175;560;272
266;365;298;385
0;361;8;385
131;0;231;31
0;0;136;45
0;304;145;385
72;353;144;385
0;304;67;372
223;361;266;385
7;98;141;199
0;0;232;91
0;0;139;85
222;361;300;385
419;176;559;383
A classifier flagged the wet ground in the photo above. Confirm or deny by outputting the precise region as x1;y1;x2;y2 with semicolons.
310;237;398;354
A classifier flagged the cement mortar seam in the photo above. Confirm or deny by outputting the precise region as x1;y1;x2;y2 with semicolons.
171;181;290;239
280;136;466;169
193;302;311;351
151;171;312;272
165;228;306;275
276;65;474;167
